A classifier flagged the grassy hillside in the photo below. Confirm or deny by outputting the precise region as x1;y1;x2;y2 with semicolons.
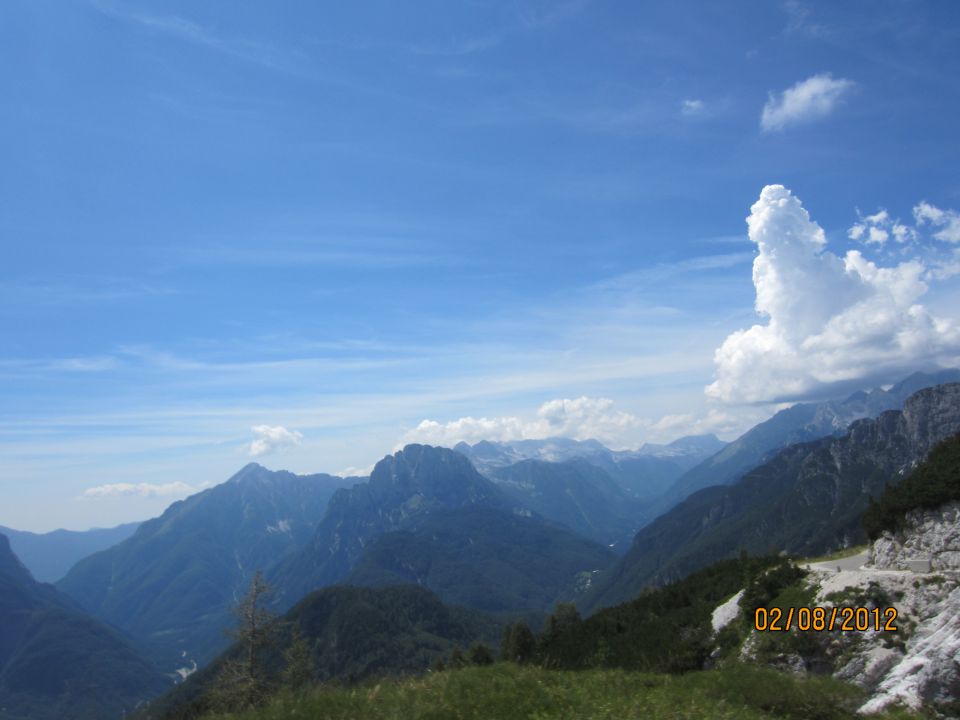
193;663;922;720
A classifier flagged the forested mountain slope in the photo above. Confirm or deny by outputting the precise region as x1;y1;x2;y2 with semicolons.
346;505;616;614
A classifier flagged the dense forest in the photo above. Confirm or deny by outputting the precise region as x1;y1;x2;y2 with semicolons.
862;432;960;539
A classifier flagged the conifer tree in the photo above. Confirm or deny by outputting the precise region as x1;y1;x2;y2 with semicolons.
468;642;495;666
211;570;276;711
500;621;535;664
448;645;467;669
281;622;314;690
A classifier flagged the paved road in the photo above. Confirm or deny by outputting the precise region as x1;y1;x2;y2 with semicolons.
803;550;870;573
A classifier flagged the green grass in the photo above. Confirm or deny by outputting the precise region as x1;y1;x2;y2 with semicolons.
197;663;925;720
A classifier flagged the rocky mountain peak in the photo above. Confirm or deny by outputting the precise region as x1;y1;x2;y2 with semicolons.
226;461;274;485
368;444;495;504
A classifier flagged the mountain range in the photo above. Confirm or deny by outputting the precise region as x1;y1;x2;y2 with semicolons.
7;368;959;719
455;435;726;503
581;382;960;612
660;369;960;510
0;522;141;584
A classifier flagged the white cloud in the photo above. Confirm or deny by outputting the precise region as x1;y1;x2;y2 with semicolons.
914;201;960;243
648;408;751;439
928;249;960;281
536;396;642;439
706;185;960;404
868;226;889;246
248;424;303;457
336;464;375;478
760;73;854;132
849;207;916;247
82;481;200;499
681;99;706;117
400;396;643;449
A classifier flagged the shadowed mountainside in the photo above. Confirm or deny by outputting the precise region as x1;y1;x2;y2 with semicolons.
57;465;349;670
0;534;169;720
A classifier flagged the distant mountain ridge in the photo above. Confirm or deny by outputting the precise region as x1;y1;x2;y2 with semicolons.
0;521;140;583
454;434;726;470
0;533;168;720
661;369;960;509
57;464;350;670
488;458;642;547
455;434;726;503
581;382;960;613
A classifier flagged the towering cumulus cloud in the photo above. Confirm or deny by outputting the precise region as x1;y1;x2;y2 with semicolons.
707;185;960;404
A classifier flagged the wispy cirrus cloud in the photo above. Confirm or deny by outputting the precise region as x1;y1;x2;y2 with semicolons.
90;0;297;70
681;99;706;117
408;0;590;56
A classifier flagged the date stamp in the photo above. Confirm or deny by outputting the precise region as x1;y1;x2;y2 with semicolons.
754;606;898;632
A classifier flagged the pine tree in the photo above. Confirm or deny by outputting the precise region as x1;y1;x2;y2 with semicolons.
500;620;535;664
211;570;276;711
448;645;467;669
468;642;495;666
543;602;580;639
281;622;314;690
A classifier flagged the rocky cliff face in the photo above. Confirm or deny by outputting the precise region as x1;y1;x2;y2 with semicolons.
871;502;960;572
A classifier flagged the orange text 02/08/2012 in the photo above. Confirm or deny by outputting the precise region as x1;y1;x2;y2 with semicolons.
754;606;898;633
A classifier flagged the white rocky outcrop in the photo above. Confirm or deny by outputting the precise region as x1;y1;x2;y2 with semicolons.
711;589;744;633
810;566;960;713
870;501;960;572
858;582;960;713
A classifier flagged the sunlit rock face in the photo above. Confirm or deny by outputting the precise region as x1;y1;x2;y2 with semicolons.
870;502;960;572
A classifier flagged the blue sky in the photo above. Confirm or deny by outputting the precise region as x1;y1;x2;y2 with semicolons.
3;0;960;531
